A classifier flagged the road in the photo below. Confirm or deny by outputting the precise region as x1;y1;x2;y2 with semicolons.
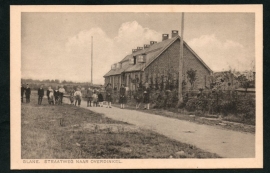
63;98;255;158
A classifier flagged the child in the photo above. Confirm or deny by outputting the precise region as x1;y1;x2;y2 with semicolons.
48;88;55;105
143;87;150;110
54;87;60;105
134;89;143;109
70;89;75;105
92;91;98;107
74;87;82;107
98;91;104;107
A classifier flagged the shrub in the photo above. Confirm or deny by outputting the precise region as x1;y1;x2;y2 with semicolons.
185;98;198;112
178;102;186;109
236;96;255;121
219;100;237;116
195;97;208;114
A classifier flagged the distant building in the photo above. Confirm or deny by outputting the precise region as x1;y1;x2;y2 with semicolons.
104;30;213;91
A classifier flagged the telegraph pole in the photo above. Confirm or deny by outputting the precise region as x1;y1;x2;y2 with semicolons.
91;36;93;85
178;12;184;103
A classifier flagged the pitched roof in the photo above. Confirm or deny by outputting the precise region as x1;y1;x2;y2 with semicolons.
183;41;213;73
104;35;212;77
124;36;179;73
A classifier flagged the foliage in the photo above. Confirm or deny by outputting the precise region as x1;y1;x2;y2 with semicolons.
236;96;255;120
185;98;198;112
186;68;197;90
219;100;237;116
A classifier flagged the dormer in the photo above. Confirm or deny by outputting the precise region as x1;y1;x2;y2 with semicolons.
129;56;136;65
116;62;122;69
137;54;146;63
111;64;116;70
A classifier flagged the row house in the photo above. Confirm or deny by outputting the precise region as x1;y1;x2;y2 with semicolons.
104;30;213;91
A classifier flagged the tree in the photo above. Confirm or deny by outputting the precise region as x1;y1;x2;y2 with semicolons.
186;68;197;90
237;74;250;94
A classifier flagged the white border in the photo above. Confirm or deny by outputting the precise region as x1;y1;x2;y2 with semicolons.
10;5;263;169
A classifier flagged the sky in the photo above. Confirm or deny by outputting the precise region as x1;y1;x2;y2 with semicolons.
21;12;255;84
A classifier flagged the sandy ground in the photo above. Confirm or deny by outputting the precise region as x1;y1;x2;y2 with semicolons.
63;98;255;158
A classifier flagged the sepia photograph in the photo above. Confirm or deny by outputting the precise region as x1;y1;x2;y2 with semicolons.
10;5;263;169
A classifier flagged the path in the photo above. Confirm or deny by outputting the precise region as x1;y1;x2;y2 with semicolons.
64;98;255;158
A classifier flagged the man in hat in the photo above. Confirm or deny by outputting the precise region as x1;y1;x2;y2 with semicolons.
37;84;44;105
25;84;31;103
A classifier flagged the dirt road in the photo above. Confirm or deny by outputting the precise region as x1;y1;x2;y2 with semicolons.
64;98;255;158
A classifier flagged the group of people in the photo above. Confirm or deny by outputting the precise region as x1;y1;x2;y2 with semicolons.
45;85;66;105
103;83;151;110
21;82;151;110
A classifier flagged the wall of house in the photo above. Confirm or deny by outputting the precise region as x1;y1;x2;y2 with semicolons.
183;44;212;90
144;39;212;91
104;75;122;90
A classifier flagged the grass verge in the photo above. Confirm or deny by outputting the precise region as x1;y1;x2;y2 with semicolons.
22;92;220;159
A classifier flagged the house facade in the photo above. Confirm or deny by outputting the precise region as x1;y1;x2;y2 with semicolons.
104;30;213;91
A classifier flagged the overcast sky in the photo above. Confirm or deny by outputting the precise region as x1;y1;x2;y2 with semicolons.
21;12;255;84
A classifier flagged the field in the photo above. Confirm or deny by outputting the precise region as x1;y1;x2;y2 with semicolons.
21;91;220;159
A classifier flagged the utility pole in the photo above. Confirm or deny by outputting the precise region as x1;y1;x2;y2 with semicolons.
178;12;184;103
91;36;93;85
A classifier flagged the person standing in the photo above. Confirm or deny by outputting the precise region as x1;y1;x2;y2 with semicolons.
69;88;75;105
98;90;104;107
92;91;98;107
46;86;51;104
58;85;65;105
25;84;31;103
143;86;151;110
37;85;44;105
54;87;60;105
21;84;25;103
74;87;82;107
105;83;113;108
86;88;93;107
134;87;143;109
49;87;55;105
119;84;126;109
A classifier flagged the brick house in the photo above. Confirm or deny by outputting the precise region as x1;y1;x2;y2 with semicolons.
104;30;213;91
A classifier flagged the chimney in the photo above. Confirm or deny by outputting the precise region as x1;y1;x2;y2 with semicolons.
137;47;143;51
162;34;169;41
132;49;137;53
144;44;150;49
172;30;179;37
150;41;157;45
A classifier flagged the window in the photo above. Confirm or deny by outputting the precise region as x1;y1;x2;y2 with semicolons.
129;56;136;65
137;55;146;63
